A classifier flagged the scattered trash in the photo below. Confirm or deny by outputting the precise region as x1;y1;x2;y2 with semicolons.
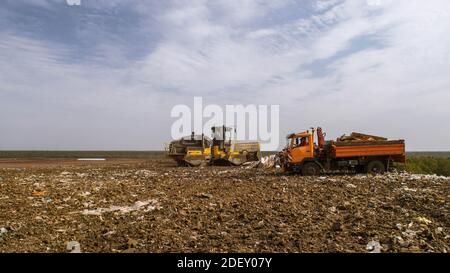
402;228;417;240
366;240;382;253
79;192;92;197
244;155;278;169
405;173;449;181
76;173;88;178
81;199;161;216
66;241;81;253
198;193;213;199
415;216;432;225
32;190;47;197
346;183;357;188
127;239;138;248
0;227;8;236
42;197;53;203
135;170;158;178
402;187;417;192
256;220;265;228
260;155;277;168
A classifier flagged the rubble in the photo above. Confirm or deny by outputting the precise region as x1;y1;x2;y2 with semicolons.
0;227;8;236
198;193;213;199
415;217;432;225
127;239;138;248
366;241;382;253
66;241;81;253
32;190;47;197
0;156;448;253
244;155;278;169
135;170;158;178
81;199;161;216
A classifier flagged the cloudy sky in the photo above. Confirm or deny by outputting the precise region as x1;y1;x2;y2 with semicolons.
0;0;449;151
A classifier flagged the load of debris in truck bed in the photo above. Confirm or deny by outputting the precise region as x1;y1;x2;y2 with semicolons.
337;132;388;142
333;132;405;150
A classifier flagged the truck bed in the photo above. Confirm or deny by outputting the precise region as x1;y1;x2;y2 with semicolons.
330;140;406;162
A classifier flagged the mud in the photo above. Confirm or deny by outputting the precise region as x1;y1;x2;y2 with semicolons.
0;156;448;253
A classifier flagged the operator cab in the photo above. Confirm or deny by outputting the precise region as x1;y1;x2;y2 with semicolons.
211;126;235;152
286;131;312;148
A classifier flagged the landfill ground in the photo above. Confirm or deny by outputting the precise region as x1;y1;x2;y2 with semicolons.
0;155;448;253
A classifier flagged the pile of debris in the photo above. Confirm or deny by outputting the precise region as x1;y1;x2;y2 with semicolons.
81;199;161;216
337;132;388;142
243;155;279;169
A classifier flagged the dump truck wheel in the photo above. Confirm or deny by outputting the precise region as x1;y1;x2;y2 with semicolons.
302;162;320;176
366;160;385;174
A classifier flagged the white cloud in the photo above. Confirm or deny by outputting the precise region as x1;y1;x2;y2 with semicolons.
0;32;171;150
66;0;81;6
1;0;450;150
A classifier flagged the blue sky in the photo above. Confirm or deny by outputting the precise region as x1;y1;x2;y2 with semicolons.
1;0;450;150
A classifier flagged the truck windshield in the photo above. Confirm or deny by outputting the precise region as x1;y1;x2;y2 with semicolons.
286;137;291;148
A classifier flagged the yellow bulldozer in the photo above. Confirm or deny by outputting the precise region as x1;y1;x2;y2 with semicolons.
166;126;261;167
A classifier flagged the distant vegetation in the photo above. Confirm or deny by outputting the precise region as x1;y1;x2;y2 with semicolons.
406;152;450;158
395;155;450;177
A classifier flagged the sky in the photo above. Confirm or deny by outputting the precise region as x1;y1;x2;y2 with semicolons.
0;0;449;151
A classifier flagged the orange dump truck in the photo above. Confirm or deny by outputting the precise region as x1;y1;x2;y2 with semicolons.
279;128;406;175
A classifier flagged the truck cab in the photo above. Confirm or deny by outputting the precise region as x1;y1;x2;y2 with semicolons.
282;129;322;175
286;131;315;163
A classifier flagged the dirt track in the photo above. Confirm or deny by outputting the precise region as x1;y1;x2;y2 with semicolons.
0;156;448;253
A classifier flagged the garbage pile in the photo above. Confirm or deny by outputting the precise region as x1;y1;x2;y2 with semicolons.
0;157;448;253
243;155;279;169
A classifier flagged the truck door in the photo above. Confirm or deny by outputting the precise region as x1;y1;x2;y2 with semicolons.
290;136;313;164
